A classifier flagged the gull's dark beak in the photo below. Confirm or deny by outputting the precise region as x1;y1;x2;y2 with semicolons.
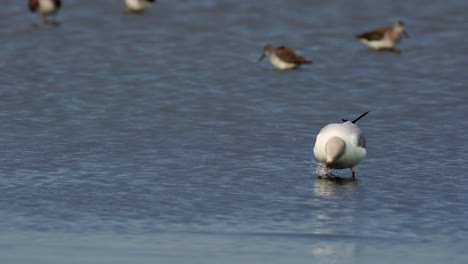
258;53;266;62
403;30;410;38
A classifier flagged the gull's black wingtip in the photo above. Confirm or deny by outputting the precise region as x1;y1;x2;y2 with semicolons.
352;111;370;124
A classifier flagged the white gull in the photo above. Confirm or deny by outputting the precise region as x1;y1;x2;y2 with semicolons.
313;112;369;179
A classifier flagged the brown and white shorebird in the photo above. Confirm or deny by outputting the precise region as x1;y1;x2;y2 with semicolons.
356;21;409;50
313;112;369;179
28;0;61;25
125;0;156;13
258;45;312;70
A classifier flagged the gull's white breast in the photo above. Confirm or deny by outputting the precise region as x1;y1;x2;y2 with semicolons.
313;121;366;169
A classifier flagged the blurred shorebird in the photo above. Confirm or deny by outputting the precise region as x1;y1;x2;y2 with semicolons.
258;45;312;70
126;0;156;13
313;112;369;179
356;21;409;50
28;0;61;25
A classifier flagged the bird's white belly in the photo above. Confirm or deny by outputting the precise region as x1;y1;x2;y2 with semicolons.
360;38;396;50
126;0;150;11
39;0;57;14
331;143;366;169
314;139;365;169
270;55;296;70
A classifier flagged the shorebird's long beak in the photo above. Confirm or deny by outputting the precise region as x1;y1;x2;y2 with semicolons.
403;30;410;38
258;54;266;62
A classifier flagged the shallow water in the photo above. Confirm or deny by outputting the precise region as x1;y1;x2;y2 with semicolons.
0;0;467;263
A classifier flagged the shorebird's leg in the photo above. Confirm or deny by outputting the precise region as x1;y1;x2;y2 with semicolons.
42;14;49;25
52;15;60;26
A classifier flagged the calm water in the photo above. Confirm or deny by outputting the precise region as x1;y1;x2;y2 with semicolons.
0;0;467;263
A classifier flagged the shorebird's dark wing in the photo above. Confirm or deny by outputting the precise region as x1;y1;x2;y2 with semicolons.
294;56;312;64
29;0;39;12
276;46;312;64
356;27;389;41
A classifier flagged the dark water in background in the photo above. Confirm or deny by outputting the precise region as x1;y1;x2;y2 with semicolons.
0;0;467;263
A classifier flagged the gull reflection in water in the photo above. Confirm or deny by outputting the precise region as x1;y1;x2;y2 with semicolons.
313;175;361;198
